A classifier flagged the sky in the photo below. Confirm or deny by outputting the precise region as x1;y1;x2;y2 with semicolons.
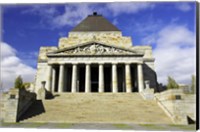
1;2;196;90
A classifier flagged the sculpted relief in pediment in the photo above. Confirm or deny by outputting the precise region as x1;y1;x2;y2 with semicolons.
59;43;135;55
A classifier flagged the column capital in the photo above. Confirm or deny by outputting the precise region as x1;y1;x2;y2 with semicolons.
98;62;105;65
72;62;78;65
59;63;65;65
85;62;91;65
137;63;143;66
112;62;118;65
125;62;131;65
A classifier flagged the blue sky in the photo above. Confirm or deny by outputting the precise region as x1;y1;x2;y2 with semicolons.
1;2;196;90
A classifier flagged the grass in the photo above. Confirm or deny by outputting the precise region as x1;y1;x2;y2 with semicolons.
0;122;47;128
0;122;21;127
22;123;47;128
168;124;196;130
140;124;196;131
139;124;166;130
113;124;132;129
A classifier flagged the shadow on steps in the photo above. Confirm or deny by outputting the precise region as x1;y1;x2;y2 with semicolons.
18;100;45;122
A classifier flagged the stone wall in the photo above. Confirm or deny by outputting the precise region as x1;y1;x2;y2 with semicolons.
34;63;50;94
59;31;132;48
38;46;57;62
131;46;154;59
1;88;36;122
143;62;158;91
0;93;7;121
154;89;196;124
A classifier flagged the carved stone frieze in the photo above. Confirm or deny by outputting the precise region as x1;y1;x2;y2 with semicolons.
58;43;135;55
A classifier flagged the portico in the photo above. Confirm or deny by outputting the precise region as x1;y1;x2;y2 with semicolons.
47;61;144;93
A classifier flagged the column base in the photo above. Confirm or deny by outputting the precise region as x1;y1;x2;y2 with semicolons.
140;88;154;100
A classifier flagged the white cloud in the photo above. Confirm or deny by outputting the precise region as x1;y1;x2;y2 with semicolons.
106;2;154;16
157;24;194;48
112;19;118;26
22;4;107;29
176;3;192;12
17;51;38;67
52;4;93;28
1;42;36;91
22;5;57;17
21;3;155;29
51;4;110;28
151;24;196;85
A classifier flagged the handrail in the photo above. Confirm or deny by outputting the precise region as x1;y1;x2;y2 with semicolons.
154;95;174;117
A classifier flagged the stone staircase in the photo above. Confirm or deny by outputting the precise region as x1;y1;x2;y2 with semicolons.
20;93;173;124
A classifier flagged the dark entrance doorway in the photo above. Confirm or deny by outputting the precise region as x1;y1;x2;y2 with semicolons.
91;65;98;92
65;65;72;92
54;66;59;92
131;64;138;92
104;64;112;92
78;65;85;92
117;64;125;92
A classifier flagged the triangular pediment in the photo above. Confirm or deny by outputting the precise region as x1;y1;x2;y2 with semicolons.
47;42;143;56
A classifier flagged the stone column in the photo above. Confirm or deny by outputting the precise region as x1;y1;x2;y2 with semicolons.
137;63;144;92
46;65;52;91
58;64;64;93
125;63;132;93
52;67;56;92
98;63;104;93
112;63;118;93
71;63;77;93
85;63;91;93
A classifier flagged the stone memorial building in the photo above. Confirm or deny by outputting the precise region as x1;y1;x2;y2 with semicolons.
1;13;195;126
34;12;157;94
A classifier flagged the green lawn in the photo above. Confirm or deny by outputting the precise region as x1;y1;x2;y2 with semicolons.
0;122;196;130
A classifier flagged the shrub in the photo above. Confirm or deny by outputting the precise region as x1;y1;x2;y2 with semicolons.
167;76;179;89
14;75;24;89
191;75;196;94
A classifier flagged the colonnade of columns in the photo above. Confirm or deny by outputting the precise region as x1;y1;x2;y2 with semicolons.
46;63;144;93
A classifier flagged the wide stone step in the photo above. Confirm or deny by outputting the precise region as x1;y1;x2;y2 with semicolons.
50;93;143;100
21;93;172;124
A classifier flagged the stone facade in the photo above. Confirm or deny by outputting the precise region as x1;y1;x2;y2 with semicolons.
34;13;157;96
59;32;132;48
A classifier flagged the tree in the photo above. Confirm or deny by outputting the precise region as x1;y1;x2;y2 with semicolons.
167;76;179;89
14;75;24;89
191;75;196;94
